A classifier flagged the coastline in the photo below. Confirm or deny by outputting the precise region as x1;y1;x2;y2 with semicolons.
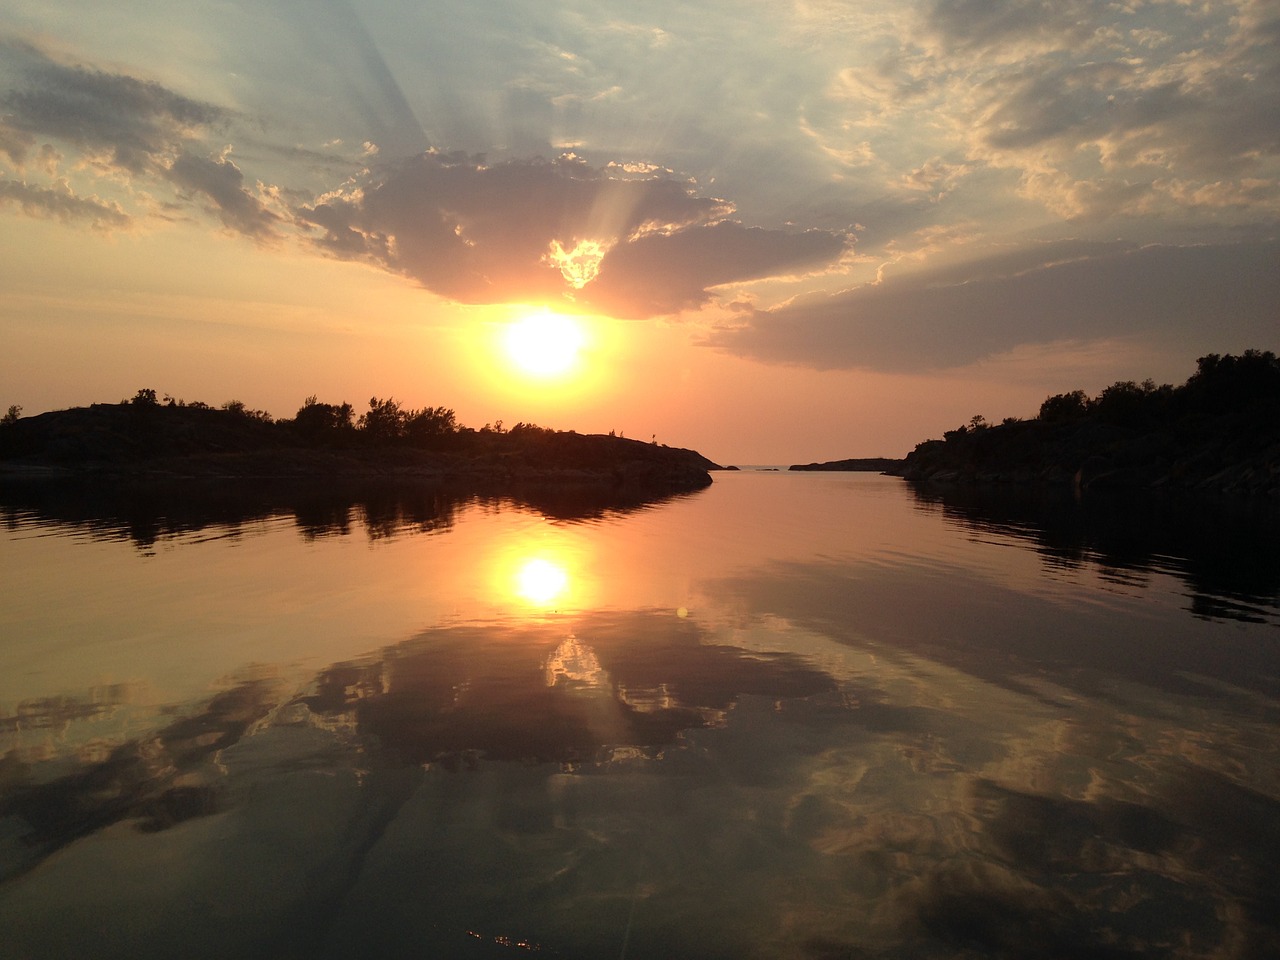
0;402;721;499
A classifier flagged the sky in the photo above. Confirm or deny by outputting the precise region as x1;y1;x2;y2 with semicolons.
1;0;1276;463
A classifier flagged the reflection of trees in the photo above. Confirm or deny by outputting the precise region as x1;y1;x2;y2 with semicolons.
908;484;1280;624
0;480;700;550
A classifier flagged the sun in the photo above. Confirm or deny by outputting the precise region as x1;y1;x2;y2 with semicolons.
503;310;585;378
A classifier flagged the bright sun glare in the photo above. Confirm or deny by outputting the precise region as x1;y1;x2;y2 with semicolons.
514;557;570;606
503;310;585;378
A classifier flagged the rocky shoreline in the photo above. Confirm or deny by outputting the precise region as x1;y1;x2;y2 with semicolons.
887;434;1280;497
0;402;721;498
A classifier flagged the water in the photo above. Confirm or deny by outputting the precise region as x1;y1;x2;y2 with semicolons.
1;473;1278;959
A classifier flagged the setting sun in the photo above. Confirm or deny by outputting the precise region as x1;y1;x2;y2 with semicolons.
503;310;585;378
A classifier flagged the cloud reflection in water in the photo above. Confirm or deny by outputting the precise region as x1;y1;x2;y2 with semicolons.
301;612;837;768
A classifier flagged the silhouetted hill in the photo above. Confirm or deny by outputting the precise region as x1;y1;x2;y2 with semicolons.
891;350;1280;496
0;396;721;496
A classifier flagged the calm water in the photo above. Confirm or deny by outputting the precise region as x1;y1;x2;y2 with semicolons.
1;472;1278;959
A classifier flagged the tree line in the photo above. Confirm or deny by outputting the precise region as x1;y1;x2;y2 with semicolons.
111;388;557;449
947;349;1279;439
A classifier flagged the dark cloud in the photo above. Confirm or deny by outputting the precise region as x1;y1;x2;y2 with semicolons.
0;38;225;175
925;0;1098;52
0;179;131;229
0;41;294;242
587;221;849;317
0;38;286;240
0;122;34;167
979;61;1160;154
709;239;1280;371
299;152;848;315
165;152;280;239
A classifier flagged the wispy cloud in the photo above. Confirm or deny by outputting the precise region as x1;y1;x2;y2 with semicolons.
0;38;225;175
0;178;130;229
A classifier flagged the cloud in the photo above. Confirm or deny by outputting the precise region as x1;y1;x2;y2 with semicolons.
0;39;292;241
0;35;848;306
586;221;850;317
0;38;225;175
708;238;1280;371
2;5;1275;341
928;2;1280;223
0;122;34;168
299;152;848;315
972;54;1279;178
924;0;1099;55
0;179;131;229
165;152;280;239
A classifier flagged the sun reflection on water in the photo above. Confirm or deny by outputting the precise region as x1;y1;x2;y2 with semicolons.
544;635;607;689
514;556;569;606
492;533;595;614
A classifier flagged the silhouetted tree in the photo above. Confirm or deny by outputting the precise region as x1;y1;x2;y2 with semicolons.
294;396;355;442
131;388;158;407
1;404;20;426
1085;381;1167;430
1183;349;1280;415
509;422;551;438
906;349;1280;492
1038;390;1090;422
403;405;457;445
359;396;405;443
221;400;274;422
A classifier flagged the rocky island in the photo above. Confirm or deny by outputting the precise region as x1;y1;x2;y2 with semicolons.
889;350;1280;497
788;457;903;472
0;392;722;499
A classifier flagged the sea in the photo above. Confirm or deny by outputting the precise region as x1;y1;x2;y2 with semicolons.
1;471;1278;959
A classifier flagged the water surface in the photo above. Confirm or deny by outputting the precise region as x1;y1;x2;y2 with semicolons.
2;473;1278;958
